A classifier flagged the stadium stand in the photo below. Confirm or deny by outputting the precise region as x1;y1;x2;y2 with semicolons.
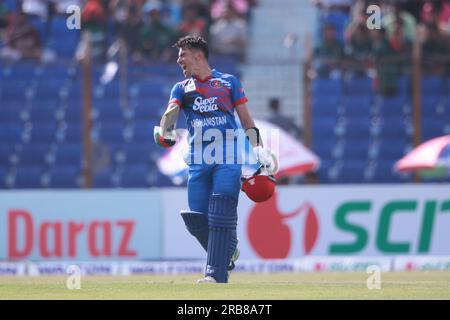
0;0;251;189
310;0;450;184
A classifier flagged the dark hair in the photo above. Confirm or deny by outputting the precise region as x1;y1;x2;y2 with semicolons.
173;36;209;59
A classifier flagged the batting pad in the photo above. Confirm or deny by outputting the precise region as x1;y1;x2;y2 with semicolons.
180;210;209;251
206;194;238;283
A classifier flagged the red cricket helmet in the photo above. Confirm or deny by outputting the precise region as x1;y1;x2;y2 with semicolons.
241;167;276;203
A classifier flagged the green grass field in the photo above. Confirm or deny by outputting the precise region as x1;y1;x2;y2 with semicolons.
1;271;450;299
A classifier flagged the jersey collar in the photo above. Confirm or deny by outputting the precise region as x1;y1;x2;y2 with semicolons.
193;69;216;82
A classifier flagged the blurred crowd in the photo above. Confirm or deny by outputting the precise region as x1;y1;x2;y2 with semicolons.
0;0;258;64
312;0;450;95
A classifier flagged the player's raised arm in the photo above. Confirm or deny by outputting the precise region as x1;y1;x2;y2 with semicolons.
153;103;180;148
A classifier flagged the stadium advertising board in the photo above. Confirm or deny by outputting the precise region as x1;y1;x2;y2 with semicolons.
162;185;450;259
0;190;162;261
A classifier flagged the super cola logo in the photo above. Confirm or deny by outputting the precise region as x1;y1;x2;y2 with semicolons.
193;96;219;113
247;193;319;258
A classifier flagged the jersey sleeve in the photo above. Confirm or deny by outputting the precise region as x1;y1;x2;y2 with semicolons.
231;75;248;107
168;83;184;108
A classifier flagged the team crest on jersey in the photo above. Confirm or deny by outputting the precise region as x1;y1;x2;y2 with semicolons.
210;79;223;88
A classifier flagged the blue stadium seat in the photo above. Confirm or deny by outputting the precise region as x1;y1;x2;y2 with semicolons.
0;107;24;123
422;118;448;140
378;96;407;117
49;165;81;188
343;96;372;116
53;144;83;166
92;103;124;122
29;105;58;123
34;80;67;100
61;122;82;142
92;81;121;100
372;160;404;183
29;123;57;143
397;75;410;96
93;167;116;188
317;159;333;183
312;77;343;96
115;143;155;165
133;121;158;142
46;17;80;57
372;117;409;139
0;145;16;166
421;95;441;117
312;139;335;160
18;144;51;166
345;76;373;96
120;165;151;188
64;104;82;122
312;96;339;117
378;140;408;161
337;160;366;183
65;82;82;98
133;104;161;120
8;62;37;77
0;124;23;144
4;0;17;10
15;166;43;188
0;167;6;189
1;80;30;99
98;122;127;143
344;117;371;139
421;76;444;95
343;140;369;160
312;117;337;139
40;64;72;79
155;170;175;187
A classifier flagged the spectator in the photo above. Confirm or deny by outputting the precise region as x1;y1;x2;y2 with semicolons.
53;1;83;15
210;4;248;60
311;0;352;13
211;0;250;20
266;97;302;140
116;5;144;62
184;0;210;23
82;0;107;31
388;19;413;61
0;1;9;32
1;11;42;61
402;0;424;23
140;7;176;61
313;23;344;76
345;21;372;72
21;0;48;20
422;21;450;74
370;27;402;96
161;0;183;28
383;2;417;44
179;4;207;37
421;0;450;33
82;0;108;62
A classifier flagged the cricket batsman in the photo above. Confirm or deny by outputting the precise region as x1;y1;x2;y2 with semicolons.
154;36;277;283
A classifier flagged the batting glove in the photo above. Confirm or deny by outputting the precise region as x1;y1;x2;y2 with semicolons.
154;126;176;148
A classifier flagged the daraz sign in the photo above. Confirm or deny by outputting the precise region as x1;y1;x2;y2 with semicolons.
329;199;450;254
0;191;162;261
241;186;450;258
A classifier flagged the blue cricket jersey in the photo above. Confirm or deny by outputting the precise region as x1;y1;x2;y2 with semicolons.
168;69;248;164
